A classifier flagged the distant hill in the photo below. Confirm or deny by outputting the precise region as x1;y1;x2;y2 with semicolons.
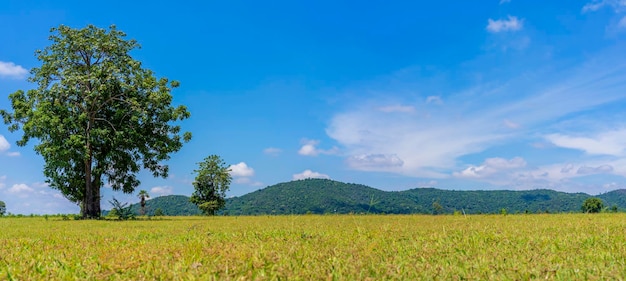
127;195;201;216
115;179;626;216
221;179;626;215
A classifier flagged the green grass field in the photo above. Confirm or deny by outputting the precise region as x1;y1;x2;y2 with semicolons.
1;214;626;280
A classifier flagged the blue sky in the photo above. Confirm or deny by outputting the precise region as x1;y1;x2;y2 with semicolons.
2;0;626;214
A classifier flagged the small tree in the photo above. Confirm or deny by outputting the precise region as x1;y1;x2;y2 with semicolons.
137;190;150;216
432;201;444;215
582;197;604;213
154;208;165;216
190;155;232;215
0;201;5;216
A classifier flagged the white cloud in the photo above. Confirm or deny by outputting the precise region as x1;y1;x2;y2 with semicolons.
150;186;173;196
298;139;338;156
545;129;626;156
7;184;34;194
298;140;318;156
377;105;415;113
228;162;262;186
486;16;524;33
0;61;27;79
0;180;78;214
292;169;330;180
454;157;527;178
263;147;282;156
0;135;9;152
6;151;20;157
229;162;255;177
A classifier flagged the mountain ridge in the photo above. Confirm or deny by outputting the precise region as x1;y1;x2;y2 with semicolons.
123;179;626;215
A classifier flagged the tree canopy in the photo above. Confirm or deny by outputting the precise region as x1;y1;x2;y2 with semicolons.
582;197;604;213
0;201;5;216
190;155;232;215
0;24;191;218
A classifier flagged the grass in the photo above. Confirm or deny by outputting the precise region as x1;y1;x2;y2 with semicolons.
1;214;626;280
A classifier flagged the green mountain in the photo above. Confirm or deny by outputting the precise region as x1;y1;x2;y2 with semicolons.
221;179;624;215
118;179;626;216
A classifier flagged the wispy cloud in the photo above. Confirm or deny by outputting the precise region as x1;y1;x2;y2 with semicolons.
426;96;443;105
583;0;626;30
377;105;416;113
577;165;614;175
7;183;34;196
454;157;527;179
292;169;330;180
545;129;626;156
582;0;626;13
486;16;524;33
263;147;282;156
6;152;20;157
0;61;27;79
326;45;626;182
0;135;9;152
347;154;404;171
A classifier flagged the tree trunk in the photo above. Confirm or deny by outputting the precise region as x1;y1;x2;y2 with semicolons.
82;148;101;218
82;172;102;218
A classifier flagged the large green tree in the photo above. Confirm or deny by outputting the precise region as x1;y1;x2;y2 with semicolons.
0;25;191;218
582;197;604;213
190;155;232;215
0;201;5;216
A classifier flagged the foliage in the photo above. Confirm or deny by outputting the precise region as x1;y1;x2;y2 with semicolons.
0;24;191;218
2;214;626;279
0;201;5;216
190;155;232;215
108;197;135;220
137;190;150;216
582;197;604;213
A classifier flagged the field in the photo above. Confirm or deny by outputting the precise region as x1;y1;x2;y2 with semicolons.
1;214;626;280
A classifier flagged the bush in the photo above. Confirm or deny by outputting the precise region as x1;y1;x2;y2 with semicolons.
108;197;135;220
